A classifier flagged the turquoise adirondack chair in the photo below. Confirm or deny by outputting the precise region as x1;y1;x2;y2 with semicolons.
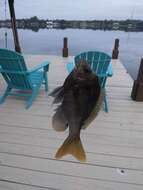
0;49;50;108
67;51;113;112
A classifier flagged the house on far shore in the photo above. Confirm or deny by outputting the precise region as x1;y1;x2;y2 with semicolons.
112;22;119;30
46;20;54;28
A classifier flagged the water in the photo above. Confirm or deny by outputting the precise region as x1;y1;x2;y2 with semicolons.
0;28;142;79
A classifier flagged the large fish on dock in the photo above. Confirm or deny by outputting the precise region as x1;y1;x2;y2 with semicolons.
50;60;103;162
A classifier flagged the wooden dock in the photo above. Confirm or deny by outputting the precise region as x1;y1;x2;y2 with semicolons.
0;55;143;190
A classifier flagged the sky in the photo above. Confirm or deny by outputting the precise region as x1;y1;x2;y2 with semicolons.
0;0;143;20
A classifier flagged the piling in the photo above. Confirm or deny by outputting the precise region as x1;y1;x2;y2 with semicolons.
8;0;21;53
62;37;68;57
112;38;119;59
131;58;143;101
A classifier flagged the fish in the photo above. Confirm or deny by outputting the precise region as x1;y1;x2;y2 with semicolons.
50;60;103;162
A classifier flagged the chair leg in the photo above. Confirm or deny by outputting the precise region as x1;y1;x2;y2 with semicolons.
0;86;12;104
44;72;48;92
104;90;108;113
26;88;39;109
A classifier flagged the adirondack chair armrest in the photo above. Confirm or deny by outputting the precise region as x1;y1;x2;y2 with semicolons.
107;63;113;77
28;61;50;74
67;62;75;73
0;62;50;75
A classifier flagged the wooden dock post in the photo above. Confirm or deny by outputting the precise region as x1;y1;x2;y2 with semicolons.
62;37;68;57
8;0;21;53
112;38;119;59
131;58;143;101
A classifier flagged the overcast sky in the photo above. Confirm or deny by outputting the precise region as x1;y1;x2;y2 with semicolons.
0;0;143;20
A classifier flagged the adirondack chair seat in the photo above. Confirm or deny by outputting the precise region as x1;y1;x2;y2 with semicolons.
66;51;113;112
0;49;50;108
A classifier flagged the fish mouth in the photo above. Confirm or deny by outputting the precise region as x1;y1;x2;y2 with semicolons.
77;76;85;81
76;73;86;81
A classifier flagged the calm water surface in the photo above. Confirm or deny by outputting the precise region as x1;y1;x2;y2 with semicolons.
0;28;143;79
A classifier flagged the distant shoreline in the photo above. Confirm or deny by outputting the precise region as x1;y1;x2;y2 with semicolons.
1;16;143;32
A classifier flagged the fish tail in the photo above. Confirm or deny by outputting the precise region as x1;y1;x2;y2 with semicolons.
55;135;86;162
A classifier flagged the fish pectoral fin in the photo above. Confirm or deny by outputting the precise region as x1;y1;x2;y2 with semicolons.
49;86;64;103
49;86;63;97
55;136;86;162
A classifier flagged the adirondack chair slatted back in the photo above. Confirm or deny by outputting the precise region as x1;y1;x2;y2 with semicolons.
75;51;111;75
74;51;111;87
0;49;32;89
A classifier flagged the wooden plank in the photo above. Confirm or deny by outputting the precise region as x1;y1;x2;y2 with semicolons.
1;109;143;128
1;96;143;115
0;126;143;150
0;122;143;149
0;143;143;170
0;180;53;190
1;131;143;162
0;165;143;190
1;122;143;140
1;135;143;159
0;153;143;184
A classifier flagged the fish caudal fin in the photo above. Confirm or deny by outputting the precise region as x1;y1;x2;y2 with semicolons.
55;136;86;162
